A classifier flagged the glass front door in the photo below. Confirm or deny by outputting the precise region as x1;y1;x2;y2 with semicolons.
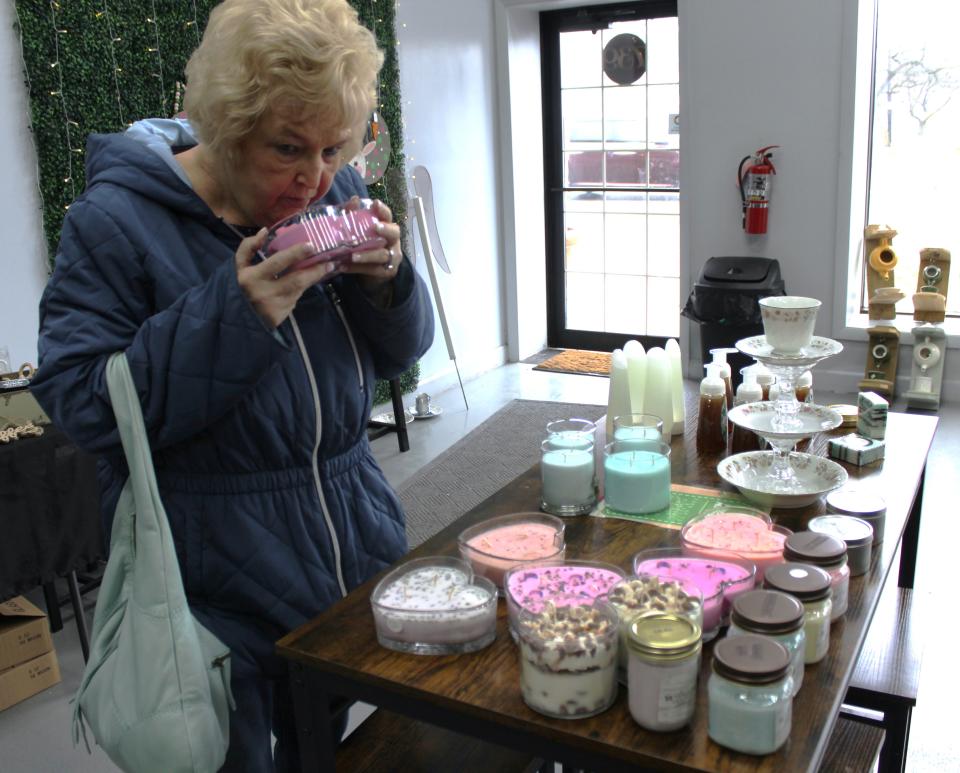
542;1;679;351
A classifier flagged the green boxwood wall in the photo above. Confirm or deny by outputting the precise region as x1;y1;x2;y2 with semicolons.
14;0;417;399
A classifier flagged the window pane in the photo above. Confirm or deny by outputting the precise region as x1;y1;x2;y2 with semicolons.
606;150;647;185
605;274;647;334
565;150;604;187
647;215;680;277
603;86;646;147
645;17;679;85
561;30;602;89
563;212;604;273
647;84;679;150
604;213;647;276
867;0;960;316
647;277;680;337
563;88;603;149
566;272;605;331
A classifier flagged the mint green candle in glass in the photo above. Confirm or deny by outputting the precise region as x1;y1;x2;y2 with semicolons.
612;414;663;453
603;441;671;514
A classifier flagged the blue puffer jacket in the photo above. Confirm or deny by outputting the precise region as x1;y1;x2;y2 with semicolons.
32;119;433;673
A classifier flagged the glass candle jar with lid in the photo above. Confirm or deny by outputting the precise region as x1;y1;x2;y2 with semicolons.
708;634;794;755
762;563;833;664
783;531;849;621
545;418;597;450
825;489;886;545
727;590;806;696
807;514;874;576
626;612;702;732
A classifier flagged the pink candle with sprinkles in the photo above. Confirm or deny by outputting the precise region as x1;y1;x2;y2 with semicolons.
463;522;565;587
681;512;789;581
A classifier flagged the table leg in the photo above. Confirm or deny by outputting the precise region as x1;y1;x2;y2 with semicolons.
898;467;925;589
389;378;410;453
289;662;337;772
66;570;90;662
42;581;63;632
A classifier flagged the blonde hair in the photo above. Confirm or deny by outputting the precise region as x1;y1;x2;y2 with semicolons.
184;0;382;161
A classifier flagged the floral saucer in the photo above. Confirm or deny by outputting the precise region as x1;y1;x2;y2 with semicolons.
736;336;844;368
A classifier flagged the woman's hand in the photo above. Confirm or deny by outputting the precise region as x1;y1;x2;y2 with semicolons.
340;198;403;291
235;229;337;329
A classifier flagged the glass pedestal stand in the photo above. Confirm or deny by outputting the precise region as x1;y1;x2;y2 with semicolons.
730;336;845;492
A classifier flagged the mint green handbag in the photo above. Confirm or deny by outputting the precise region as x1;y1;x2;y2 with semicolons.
72;352;234;772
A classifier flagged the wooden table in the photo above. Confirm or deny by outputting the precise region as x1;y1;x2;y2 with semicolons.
278;411;936;772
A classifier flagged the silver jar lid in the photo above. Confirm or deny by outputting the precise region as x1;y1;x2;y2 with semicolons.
826;489;886;519
808;515;874;549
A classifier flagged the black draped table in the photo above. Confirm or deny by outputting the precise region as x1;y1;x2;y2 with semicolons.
0;425;104;613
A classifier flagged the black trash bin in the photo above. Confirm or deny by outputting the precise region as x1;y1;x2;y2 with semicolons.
682;257;785;387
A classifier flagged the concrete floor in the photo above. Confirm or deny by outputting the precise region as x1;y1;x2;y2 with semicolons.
0;362;955;771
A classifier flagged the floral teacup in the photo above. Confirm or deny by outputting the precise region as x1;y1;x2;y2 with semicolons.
759;296;821;354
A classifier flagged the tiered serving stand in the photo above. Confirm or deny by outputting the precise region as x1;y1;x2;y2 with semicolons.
721;335;849;508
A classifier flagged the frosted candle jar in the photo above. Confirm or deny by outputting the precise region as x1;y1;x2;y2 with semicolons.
517;602;619;719
626;613;702;732
504;560;626;638
540;440;596;517
545;418;596;451
603;441;672;515
763;563;833;664
681;507;789;582
612;414;664;453
708;635;794;755
759;295;821;354
370;557;497;655
608;576;703;681
783;531;849;620
458;512;565;590
633;548;756;638
728;590;806;696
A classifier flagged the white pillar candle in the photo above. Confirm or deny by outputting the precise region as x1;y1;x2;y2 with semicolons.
643;347;674;437
624;339;647;415
606;349;632;437
665;339;686;435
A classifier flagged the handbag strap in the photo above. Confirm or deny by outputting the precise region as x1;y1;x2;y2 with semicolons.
104;352;185;607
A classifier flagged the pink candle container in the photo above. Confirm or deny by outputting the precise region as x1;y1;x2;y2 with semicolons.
632;548;756;639
681;506;790;582
458;512;566;592
504;559;626;640
370;556;498;655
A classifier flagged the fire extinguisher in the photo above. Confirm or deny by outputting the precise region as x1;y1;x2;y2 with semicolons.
738;145;779;235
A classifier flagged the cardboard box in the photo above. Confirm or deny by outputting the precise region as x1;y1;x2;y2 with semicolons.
0;596;54;672
0;596;61;711
0;650;61;712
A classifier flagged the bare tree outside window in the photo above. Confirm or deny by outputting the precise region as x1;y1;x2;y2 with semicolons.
878;50;957;143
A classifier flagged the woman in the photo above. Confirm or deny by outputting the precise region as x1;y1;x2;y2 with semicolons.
31;0;433;769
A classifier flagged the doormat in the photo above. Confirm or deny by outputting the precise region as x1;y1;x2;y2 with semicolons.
533;349;611;377
591;484;764;529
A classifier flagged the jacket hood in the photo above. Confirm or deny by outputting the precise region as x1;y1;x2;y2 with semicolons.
84;118;212;223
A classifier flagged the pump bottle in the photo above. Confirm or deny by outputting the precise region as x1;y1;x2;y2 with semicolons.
709;348;736;409
730;368;763;453
696;363;728;455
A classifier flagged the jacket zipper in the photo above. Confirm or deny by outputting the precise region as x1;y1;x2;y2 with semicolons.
289;313;348;598
324;283;365;392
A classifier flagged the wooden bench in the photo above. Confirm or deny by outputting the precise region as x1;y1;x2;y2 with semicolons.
336;706;547;772
820;717;886;772
843;554;923;773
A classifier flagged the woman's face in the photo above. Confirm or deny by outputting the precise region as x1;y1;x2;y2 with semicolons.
222;104;351;227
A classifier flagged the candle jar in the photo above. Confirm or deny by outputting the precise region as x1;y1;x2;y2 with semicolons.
680;505;789;582
545;418;597;451
608;576;703;682
728;590;807;696
826;489;886;545
612;413;664;452
603;440;672;515
626;612;702;732
370;557;498;655
517;602;619;719
632;547;756;640
540;439;596;516
708;634;794;755
457;512;566;591
807;515;874;576
783;531;849;621
763;563;833;664
504;559;626;639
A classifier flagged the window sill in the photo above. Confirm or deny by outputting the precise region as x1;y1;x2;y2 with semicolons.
837;312;960;349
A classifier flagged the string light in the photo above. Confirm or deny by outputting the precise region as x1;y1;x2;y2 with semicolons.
147;1;166;111
99;1;126;127
188;0;201;47
47;0;77;202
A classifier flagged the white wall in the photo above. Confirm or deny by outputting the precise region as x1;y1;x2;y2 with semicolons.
0;1;49;372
